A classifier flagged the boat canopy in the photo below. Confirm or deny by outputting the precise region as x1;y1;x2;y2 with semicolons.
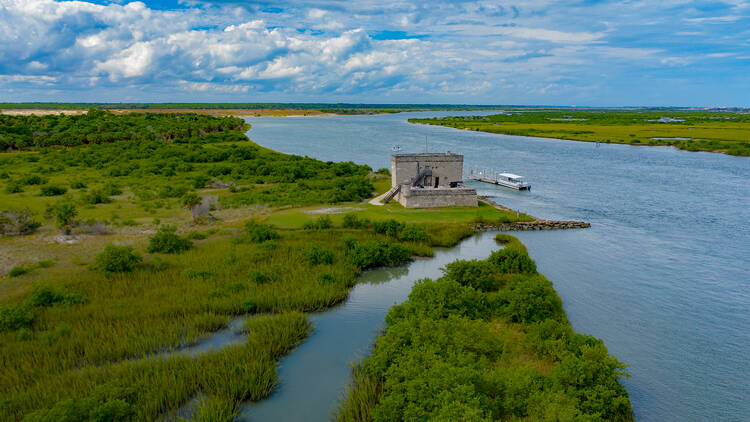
498;173;524;180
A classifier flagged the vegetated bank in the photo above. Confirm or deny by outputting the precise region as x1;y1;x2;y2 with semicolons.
0;110;630;420
338;234;632;422
410;110;750;156
0;110;490;420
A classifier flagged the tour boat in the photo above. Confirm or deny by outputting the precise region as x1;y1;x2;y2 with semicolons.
494;173;531;190
468;169;531;190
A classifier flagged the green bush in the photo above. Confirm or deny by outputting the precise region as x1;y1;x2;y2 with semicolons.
70;180;87;189
494;275;564;323
488;246;537;274
95;244;142;275
53;203;78;233
244;221;279;243
442;259;500;292
4;181;23;193
302;215;333;231
372;219;404;237
397;225;428;242
147;225;193;254
28;283;86;307
9;265;29;277
82;189;111;204
248;269;270;284
342;213;370;229
39;184;67;196
0;303;34;331
347;240;411;269
20;174;46;185
303;245;335;265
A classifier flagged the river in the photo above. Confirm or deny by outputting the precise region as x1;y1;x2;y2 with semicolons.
239;111;750;421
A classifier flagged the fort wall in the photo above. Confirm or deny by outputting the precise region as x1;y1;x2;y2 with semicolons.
396;186;478;208
391;153;464;188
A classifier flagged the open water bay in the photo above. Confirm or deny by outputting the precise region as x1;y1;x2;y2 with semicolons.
242;111;750;421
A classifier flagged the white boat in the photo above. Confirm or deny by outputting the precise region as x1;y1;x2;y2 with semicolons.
392;145;402;152
469;169;531;190
494;173;531;190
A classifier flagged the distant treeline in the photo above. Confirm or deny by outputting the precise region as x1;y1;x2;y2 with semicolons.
0;109;247;150
0;110;375;206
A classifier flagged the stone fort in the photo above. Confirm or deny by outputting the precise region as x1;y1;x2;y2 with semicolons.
384;152;478;208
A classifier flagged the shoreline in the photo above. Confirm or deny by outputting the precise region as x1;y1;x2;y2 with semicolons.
478;197;590;230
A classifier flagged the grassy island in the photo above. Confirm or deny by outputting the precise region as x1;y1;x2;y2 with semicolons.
1;110;630;420
410;110;750;156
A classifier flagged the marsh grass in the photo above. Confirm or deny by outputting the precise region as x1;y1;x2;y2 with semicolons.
0;223;452;419
411;110;750;156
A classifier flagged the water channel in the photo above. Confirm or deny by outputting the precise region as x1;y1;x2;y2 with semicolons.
235;111;750;421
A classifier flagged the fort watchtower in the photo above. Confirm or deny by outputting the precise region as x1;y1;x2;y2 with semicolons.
384;152;477;208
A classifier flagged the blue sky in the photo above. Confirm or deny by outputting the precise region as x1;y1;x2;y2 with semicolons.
1;0;749;106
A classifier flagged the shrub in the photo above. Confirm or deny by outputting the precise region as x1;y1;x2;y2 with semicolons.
192;174;210;189
347;240;411;269
0;304;34;331
488;246;537;274
9;266;29;277
28;283;86;307
372;219;404;237
101;182;122;196
443;259;501;292
95;244;142;275
248;269;269;284
303;245;335;265
244;220;279;243
397;225;428;242
495;274;564;323
70;180;87;189
53;203;77;233
4;181;23;193
83;189;111;204
342;213;370;229
375;168;391;175
147;225;192;254
182;192;202;208
17;327;32;341
302;215;333;231
20;174;46;185
39;184;67;196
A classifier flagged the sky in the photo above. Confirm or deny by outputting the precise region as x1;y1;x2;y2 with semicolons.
1;0;749;106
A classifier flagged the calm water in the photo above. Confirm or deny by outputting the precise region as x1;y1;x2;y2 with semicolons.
240;233;500;421
241;112;750;421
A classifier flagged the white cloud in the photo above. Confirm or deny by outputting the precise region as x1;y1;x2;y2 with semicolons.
1;0;747;104
95;41;155;80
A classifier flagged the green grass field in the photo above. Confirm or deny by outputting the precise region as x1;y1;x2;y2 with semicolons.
410;110;750;156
